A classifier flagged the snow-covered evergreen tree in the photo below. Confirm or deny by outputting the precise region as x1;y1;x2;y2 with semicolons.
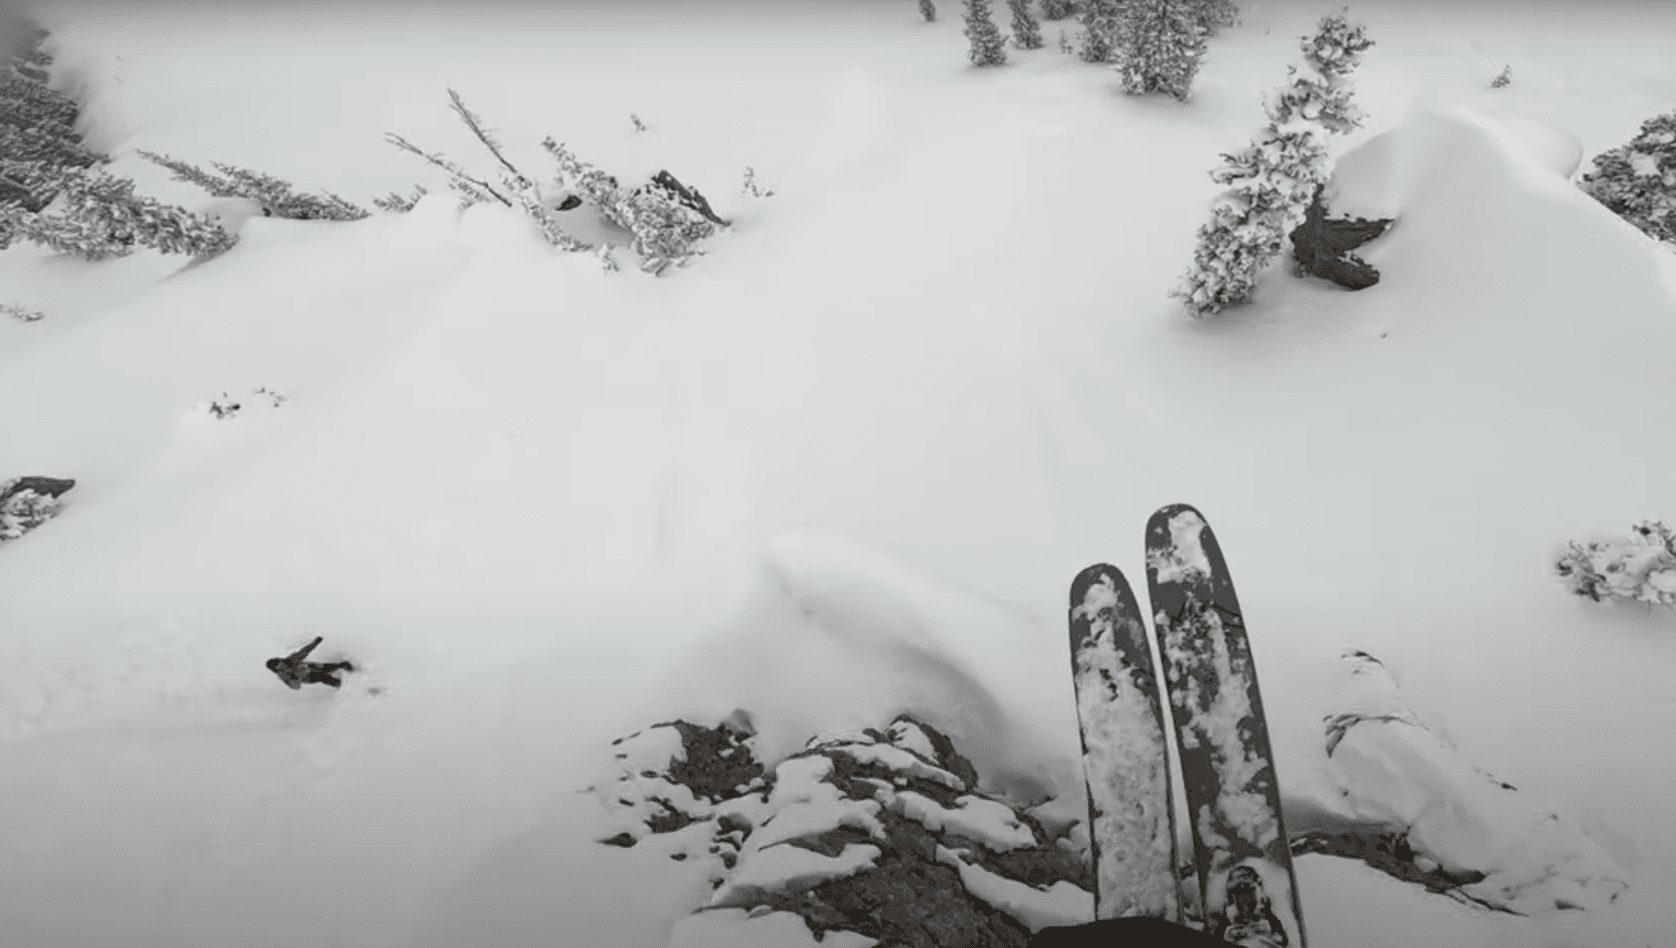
1041;0;1076;19
1193;0;1238;35
963;0;1009;66
5;169;237;260
1117;0;1206;101
1490;63;1512;88
139;152;368;221
542;138;716;274
919;0;938;23
1558;521;1676;606
1008;0;1044;49
1077;0;1121;63
1174;12;1373;317
1580;110;1676;248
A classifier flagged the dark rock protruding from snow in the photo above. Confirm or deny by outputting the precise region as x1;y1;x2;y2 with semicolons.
1288;185;1391;290
598;713;1093;947
0;476;75;542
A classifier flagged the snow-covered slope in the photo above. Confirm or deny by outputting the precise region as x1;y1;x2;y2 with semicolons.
3;2;1675;947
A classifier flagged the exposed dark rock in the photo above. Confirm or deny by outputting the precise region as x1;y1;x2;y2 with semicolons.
648;170;729;227
0;476;75;506
1291;829;1486;894
1288;185;1392;290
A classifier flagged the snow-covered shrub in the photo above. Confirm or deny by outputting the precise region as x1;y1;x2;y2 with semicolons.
1557;521;1676;606
741;166;774;198
1058;28;1075;54
1116;0;1206;101
598;713;1088;947
542;137;718;273
2;168;237;260
629;112;648;133
1077;0;1121;62
3;302;44;322
139;151;368;222
1490;64;1512;89
1580;110;1676;248
1173;12;1374;317
964;0;1009;66
0;477;74;543
920;0;938;23
1008;0;1044;49
1041;0;1076;20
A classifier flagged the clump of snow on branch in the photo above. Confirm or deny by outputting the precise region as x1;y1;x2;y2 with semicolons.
1557;520;1676;606
1580;110;1676;248
1173;12;1374;317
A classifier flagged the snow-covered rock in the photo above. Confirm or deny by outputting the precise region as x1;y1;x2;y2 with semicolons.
597;714;1092;948
1318;650;1629;915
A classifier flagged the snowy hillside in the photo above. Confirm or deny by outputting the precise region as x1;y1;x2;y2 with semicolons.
3;2;1675;947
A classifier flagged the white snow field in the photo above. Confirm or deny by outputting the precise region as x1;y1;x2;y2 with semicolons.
3;1;1676;946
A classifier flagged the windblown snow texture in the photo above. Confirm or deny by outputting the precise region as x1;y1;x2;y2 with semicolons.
1144;506;1305;948
1324;650;1629;915
1067;564;1181;921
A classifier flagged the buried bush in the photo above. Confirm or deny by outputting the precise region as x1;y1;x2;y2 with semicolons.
1557;520;1676;606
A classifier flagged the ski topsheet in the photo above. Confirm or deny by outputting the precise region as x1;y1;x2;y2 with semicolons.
1144;506;1306;948
1067;564;1182;922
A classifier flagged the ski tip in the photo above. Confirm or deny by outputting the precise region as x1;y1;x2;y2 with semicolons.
1070;562;1142;608
1147;503;1207;538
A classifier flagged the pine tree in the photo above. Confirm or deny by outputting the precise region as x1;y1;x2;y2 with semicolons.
1117;0;1206;101
1077;0;1121;63
139;152;368;221
1174;12;1373;317
6;169;237;260
1580;110;1676;247
1041;0;1076;19
1008;0;1044;49
920;0;938;23
1193;0;1238;35
963;0;1009;66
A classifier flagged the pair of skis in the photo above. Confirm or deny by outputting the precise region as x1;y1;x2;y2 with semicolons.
1068;505;1304;948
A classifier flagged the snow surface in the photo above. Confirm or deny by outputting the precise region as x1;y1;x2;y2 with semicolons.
4;2;1676;947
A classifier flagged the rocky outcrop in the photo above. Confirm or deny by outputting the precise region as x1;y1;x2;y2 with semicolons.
596;713;1091;948
1288;185;1392;290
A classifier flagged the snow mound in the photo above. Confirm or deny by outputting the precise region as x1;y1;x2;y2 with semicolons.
1320;651;1629;915
1484;110;1585;179
1330;105;1585;221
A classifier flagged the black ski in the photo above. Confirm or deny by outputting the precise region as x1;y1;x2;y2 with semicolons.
1144;505;1306;948
1067;563;1182;921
